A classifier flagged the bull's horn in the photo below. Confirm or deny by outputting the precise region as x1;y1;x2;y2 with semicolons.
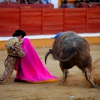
54;51;77;62
45;49;52;64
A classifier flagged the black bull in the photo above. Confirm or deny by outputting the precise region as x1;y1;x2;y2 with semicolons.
45;31;98;88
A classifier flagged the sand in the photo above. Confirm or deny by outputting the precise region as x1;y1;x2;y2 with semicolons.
0;44;100;100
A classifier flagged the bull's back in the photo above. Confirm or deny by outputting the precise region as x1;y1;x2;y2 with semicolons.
63;36;90;52
52;31;90;57
52;31;79;51
62;37;91;68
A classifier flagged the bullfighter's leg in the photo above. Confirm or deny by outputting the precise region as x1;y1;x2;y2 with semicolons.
84;68;98;88
0;57;16;84
0;65;14;84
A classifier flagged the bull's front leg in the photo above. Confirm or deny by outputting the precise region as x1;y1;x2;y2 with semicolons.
84;68;98;88
59;63;68;85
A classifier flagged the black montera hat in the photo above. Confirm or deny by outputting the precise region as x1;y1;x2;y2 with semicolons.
12;30;26;38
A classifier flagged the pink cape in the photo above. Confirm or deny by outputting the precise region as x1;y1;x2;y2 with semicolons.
15;38;58;83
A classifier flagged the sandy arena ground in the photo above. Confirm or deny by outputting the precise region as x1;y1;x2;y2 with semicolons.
0;44;100;100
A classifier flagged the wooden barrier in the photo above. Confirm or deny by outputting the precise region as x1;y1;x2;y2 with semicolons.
0;7;100;36
87;8;100;33
64;8;87;33
42;8;63;34
0;8;20;36
20;8;42;35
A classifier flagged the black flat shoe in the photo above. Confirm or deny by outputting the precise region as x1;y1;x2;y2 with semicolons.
14;78;26;82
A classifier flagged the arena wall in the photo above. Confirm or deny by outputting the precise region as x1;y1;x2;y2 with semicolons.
0;7;100;50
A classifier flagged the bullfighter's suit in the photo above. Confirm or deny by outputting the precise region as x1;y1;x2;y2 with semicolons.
0;37;25;84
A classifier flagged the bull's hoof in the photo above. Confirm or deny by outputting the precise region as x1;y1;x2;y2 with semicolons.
59;80;66;86
92;84;98;88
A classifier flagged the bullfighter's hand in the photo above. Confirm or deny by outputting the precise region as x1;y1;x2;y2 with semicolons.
19;40;24;45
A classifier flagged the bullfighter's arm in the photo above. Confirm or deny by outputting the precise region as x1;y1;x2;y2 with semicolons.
14;42;25;57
